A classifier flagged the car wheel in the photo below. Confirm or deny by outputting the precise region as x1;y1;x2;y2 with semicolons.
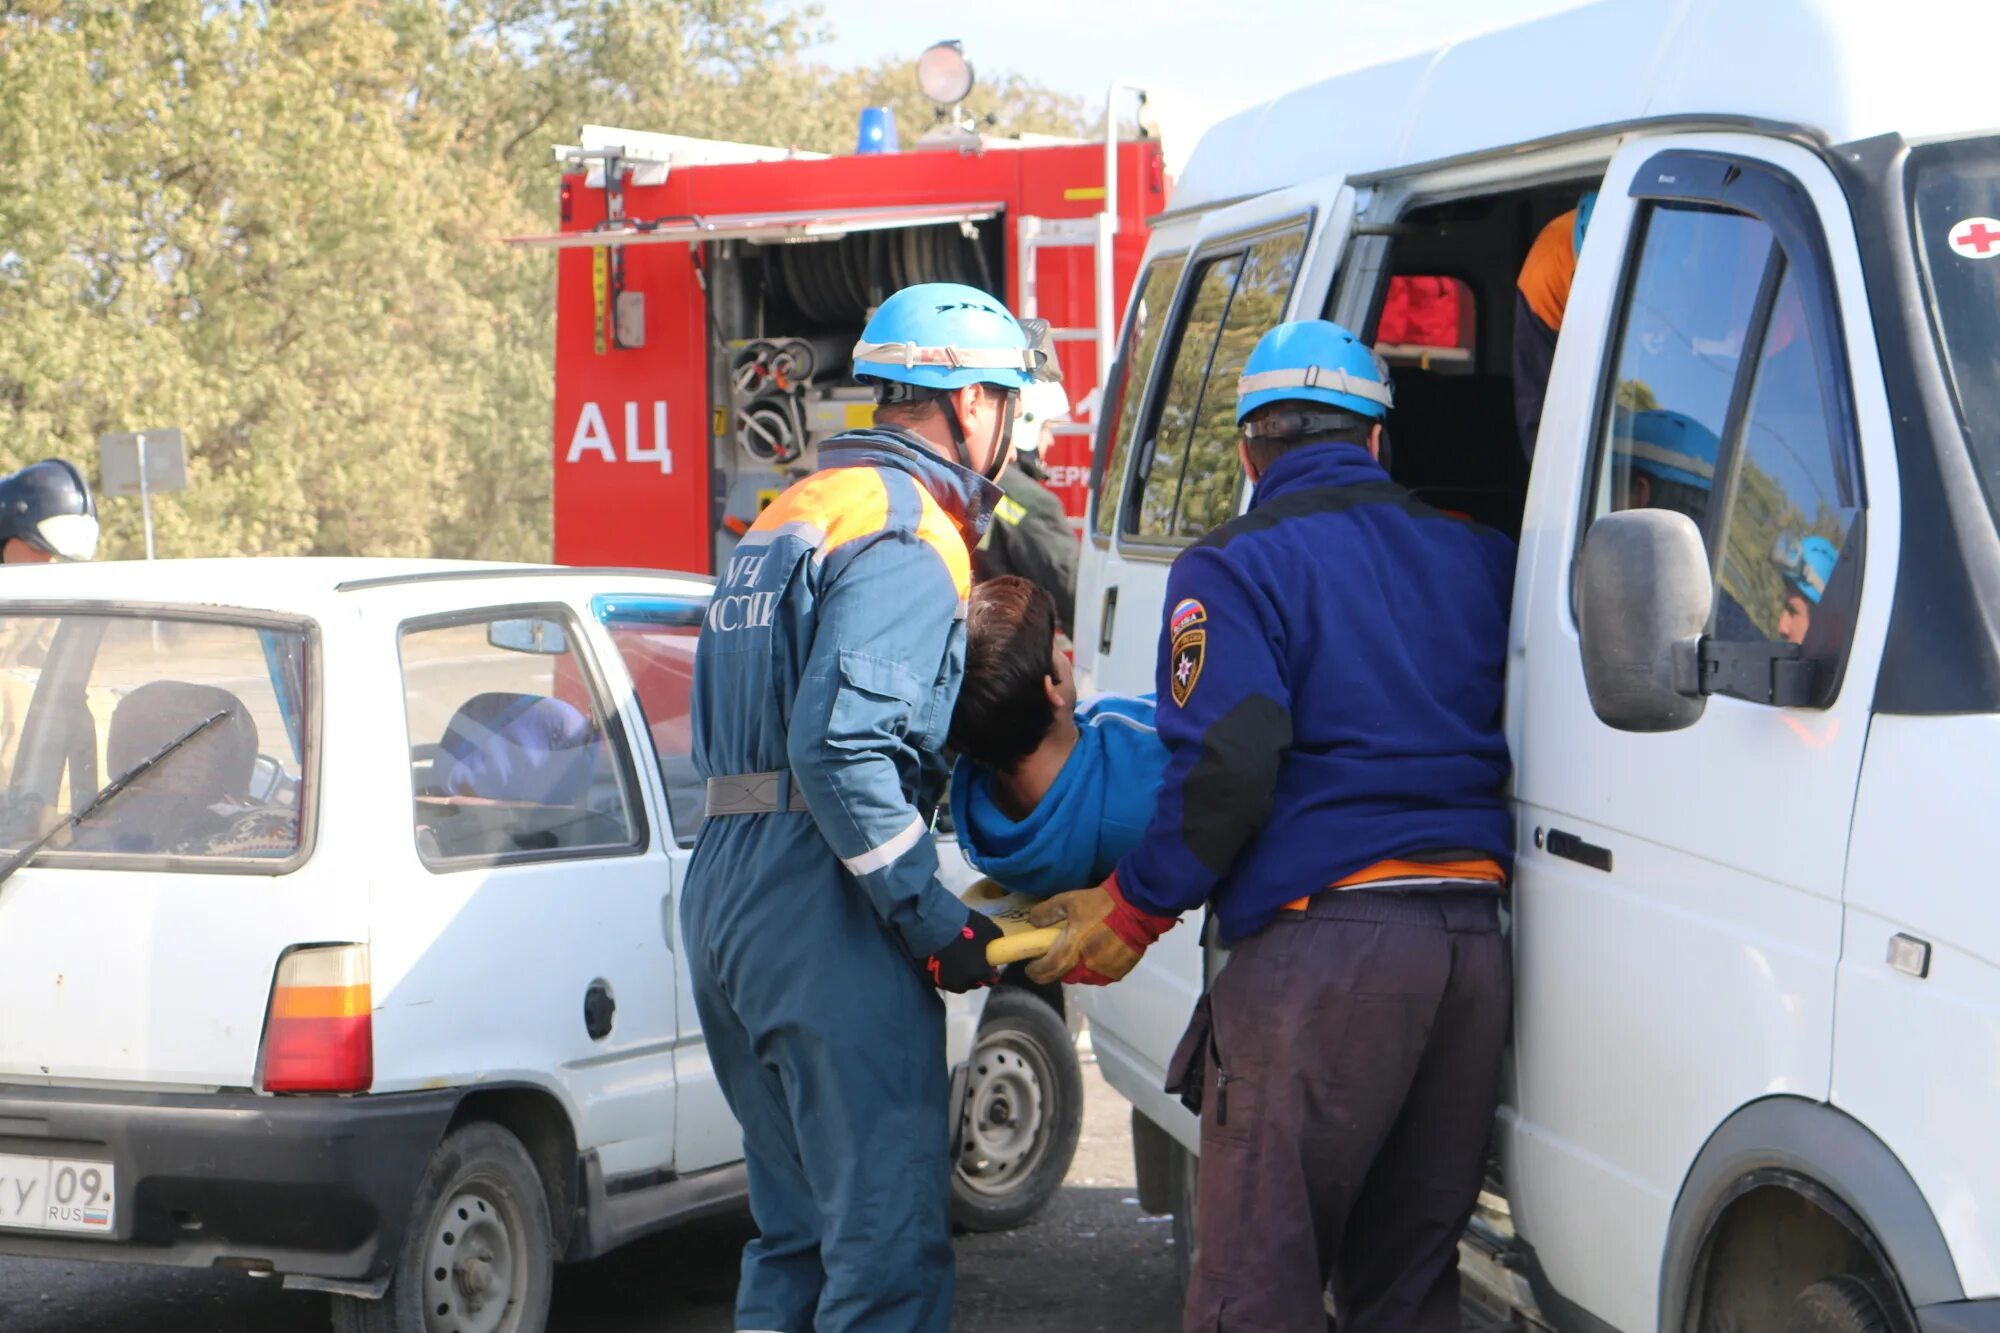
949;987;1082;1232
330;1121;554;1333
1167;1132;1197;1295
1783;1275;1900;1333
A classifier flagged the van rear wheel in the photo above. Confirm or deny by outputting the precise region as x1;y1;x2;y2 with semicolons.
330;1121;554;1333
1782;1274;1899;1333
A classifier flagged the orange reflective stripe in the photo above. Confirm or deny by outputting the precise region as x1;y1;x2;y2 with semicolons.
1516;208;1578;332
1281;857;1506;912
746;464;971;596
751;466;891;554
913;487;974;600
271;984;372;1020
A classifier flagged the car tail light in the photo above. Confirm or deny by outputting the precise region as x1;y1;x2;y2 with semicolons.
259;945;372;1094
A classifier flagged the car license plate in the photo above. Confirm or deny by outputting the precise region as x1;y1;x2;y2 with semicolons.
0;1154;115;1235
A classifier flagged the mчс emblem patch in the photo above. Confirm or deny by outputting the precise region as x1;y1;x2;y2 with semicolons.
1170;628;1205;708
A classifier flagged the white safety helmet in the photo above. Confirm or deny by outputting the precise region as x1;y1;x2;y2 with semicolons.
1014;380;1071;452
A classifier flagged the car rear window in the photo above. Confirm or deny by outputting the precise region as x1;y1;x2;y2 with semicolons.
0;613;312;867
1911;136;2000;537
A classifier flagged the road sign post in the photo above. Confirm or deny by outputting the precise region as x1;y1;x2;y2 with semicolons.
97;429;187;560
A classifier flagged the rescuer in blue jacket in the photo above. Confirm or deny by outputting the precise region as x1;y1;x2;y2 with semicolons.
1029;322;1517;1331
683;283;1047;1332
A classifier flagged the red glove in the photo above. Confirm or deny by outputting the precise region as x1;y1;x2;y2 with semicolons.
1024;873;1178;986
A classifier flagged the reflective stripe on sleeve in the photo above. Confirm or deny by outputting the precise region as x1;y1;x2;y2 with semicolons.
840;814;929;877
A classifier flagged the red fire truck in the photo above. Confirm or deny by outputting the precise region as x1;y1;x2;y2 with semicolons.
512;91;1167;575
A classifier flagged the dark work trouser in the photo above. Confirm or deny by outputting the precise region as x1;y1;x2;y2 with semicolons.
1179;889;1510;1333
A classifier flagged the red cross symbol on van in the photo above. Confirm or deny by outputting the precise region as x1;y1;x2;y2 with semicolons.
1949;217;2000;259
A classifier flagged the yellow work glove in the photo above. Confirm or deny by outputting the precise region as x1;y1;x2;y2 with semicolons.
1024;873;1178;986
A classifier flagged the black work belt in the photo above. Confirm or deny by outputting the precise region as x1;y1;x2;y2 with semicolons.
704;770;811;817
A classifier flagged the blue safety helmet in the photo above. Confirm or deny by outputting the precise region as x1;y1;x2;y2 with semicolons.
851;283;1042;398
1773;533;1839;605
1573;190;1598;253
1235;320;1394;425
1615;408;1720;490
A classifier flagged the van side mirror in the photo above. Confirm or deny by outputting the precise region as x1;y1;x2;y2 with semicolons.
1578;510;1711;732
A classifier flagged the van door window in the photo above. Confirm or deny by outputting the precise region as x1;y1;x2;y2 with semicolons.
1132;253;1242;539
402;610;643;866
1709;268;1860;648
1128;225;1309;544
1091;254;1184;542
1590;203;1777;532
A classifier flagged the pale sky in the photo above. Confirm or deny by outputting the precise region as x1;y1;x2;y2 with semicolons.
808;0;1597;171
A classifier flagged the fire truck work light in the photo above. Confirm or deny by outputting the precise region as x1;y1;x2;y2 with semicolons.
916;40;975;108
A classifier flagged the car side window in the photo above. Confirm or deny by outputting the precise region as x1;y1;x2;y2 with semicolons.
1126;224;1309;543
1090;254;1184;542
401;610;641;866
595;597;705;845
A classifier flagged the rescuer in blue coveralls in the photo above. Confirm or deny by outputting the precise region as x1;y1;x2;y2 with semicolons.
683;282;1048;1333
1028;322;1518;1331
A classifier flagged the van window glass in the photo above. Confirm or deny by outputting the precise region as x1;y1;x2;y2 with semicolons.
1092;256;1183;541
1590;204;1777;534
1710;269;1860;646
1132;253;1242;538
1174;229;1310;538
596;600;704;844
0;614;311;865
402;613;640;865
1911;136;2000;537
1377;275;1475;374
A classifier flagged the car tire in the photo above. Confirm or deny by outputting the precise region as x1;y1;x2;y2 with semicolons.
1166;1132;1197;1296
950;987;1082;1233
1782;1274;1900;1333
329;1121;554;1333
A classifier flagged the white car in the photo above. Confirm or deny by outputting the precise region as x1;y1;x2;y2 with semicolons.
0;557;1080;1333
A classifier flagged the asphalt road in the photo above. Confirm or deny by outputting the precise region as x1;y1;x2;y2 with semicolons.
0;1033;1182;1333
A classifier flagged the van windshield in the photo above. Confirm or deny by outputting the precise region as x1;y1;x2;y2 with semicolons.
1912;136;2000;530
0;613;311;866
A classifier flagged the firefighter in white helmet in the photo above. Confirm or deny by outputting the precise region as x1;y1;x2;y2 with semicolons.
975;377;1079;633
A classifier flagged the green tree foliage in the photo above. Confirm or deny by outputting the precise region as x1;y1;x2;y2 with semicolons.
0;1;1091;559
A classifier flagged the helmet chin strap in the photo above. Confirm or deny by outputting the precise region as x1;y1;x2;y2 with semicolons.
944;387;1018;483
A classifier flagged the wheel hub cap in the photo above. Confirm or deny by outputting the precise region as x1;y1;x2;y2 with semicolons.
424;1189;519;1333
958;1032;1051;1196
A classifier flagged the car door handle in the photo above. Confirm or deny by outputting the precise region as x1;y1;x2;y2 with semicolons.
1539;827;1613;873
660;894;675;953
1099;585;1119;656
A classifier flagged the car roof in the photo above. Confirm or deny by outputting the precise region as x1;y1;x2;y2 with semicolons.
0;557;713;621
1173;0;2000;216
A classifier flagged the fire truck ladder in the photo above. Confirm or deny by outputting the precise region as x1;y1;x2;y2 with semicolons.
1014;82;1147;469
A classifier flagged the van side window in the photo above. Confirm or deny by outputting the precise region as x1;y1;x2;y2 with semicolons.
1128;226;1309;543
1091;255;1184;542
1709;269;1859;648
1587;184;1864;702
402;611;642;866
1590;204;1775;533
1133;253;1242;538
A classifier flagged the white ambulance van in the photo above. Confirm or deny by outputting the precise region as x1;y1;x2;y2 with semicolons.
1076;2;2000;1328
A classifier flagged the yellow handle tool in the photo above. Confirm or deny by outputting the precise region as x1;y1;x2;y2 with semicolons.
987;925;1063;966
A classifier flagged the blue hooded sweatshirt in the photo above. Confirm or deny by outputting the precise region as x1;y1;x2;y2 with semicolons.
949;695;1167;898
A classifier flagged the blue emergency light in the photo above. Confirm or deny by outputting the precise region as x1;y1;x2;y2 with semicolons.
855;106;899;155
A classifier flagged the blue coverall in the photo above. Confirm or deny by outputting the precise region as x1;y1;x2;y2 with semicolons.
683;427;996;1333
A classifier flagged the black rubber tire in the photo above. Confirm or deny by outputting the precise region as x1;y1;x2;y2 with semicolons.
1167;1133;1198;1297
1783;1274;1900;1333
949;987;1083;1233
329;1121;554;1333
